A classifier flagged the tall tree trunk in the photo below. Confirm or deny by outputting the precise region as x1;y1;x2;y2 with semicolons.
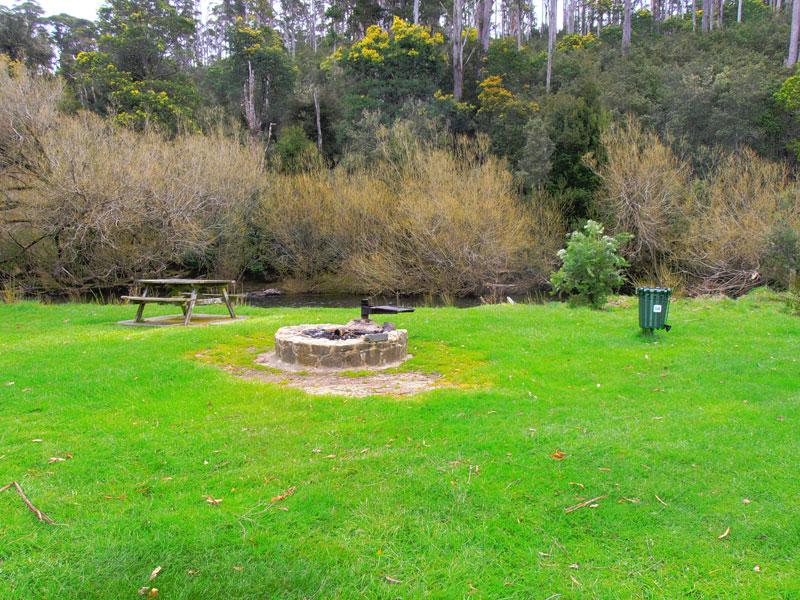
737;0;743;21
717;0;724;28
414;0;420;24
622;0;632;55
787;0;800;66
693;0;698;30
546;0;557;93
478;0;493;52
701;0;709;30
542;0;547;37
453;0;464;100
243;60;260;137
312;87;322;151
566;0;575;33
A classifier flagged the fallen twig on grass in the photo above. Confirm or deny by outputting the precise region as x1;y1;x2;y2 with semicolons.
0;481;54;524
564;495;608;513
655;495;668;507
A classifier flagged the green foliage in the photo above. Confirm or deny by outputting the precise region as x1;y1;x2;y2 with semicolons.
789;274;800;314
96;0;195;80
761;223;800;290
206;18;295;135
544;81;605;220
551;220;632;308
273;124;320;172
47;14;96;78
475;75;541;176
339;17;446;122
557;33;599;52
0;1;52;71
515;116;554;190
67;1;200;133
483;38;545;95
73;50;198;132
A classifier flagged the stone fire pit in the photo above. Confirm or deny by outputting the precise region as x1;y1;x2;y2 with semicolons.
268;321;409;371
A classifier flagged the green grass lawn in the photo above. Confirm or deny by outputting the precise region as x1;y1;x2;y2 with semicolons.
1;292;799;599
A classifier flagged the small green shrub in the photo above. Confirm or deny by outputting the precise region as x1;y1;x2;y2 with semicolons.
761;223;800;290
273;125;320;173
551;220;632;309
788;274;800;314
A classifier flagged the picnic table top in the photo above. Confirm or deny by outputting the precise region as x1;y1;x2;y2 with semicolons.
136;278;235;286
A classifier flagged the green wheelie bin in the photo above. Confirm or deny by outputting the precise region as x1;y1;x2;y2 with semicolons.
636;287;672;334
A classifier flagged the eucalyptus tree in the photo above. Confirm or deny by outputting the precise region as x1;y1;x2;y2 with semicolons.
788;0;800;66
0;1;53;71
546;0;556;93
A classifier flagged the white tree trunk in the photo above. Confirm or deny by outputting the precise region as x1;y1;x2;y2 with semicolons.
737;0;743;21
787;0;800;66
312;87;322;151
243;60;260;137
414;0;420;24
623;0;632;55
478;0;493;51
453;0;464;100
546;0;557;93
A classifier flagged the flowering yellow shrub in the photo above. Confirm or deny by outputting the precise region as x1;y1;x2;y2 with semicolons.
556;33;599;51
477;76;516;113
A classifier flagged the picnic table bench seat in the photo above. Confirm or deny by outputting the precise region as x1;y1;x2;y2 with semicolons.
121;295;190;304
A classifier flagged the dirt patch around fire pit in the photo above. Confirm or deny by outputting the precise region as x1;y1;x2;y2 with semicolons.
233;366;442;397
193;332;490;398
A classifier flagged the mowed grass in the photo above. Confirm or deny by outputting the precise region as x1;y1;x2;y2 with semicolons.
1;292;799;599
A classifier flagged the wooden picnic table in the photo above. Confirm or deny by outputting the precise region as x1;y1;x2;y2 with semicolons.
122;278;237;326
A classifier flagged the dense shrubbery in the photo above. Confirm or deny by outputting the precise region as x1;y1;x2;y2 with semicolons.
0;59;560;296
595;119;800;296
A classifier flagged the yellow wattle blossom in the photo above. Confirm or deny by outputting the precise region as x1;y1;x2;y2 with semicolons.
478;75;515;113
391;16;443;46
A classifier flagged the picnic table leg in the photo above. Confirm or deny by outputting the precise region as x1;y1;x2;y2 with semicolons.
222;288;236;319
134;287;149;323
183;290;197;326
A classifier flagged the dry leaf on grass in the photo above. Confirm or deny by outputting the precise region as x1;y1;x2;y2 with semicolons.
568;482;584;489
148;566;162;581
48;457;66;463
384;575;402;584
205;496;223;505
569;563;579;569
742;498;751;505
718;527;730;540
655;495;668;507
270;486;297;503
753;565;761;572
564;495;608;513
549;450;566;460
